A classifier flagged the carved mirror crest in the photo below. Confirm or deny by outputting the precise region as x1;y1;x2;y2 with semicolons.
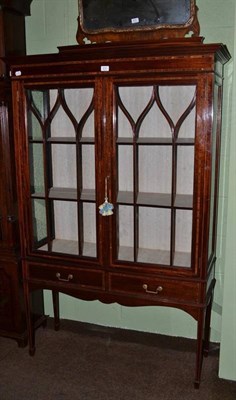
77;0;200;44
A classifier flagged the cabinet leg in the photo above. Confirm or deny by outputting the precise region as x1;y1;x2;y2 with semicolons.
203;280;215;357
24;283;35;356
194;311;205;389
16;337;28;348
203;295;213;357
194;279;216;388
52;290;60;331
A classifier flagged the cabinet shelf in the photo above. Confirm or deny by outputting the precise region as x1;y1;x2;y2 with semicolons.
117;191;193;209
29;137;95;144
47;137;76;144
32;190;192;208
31;191;45;199
49;187;77;200
116;138;195;145
118;246;191;267
48;137;95;144
175;194;193;209
38;239;96;257
80;189;96;201
31;188;96;202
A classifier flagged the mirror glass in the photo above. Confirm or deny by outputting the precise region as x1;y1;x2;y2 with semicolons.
80;0;193;32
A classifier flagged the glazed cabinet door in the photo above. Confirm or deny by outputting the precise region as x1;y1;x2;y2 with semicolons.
0;99;19;252
108;78;204;274
0;99;13;252
0;101;9;250
0;121;5;247
15;81;103;262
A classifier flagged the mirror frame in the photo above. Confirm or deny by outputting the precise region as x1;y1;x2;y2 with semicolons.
77;0;200;44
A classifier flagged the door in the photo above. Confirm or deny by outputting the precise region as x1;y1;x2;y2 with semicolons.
109;78;201;274
0;103;8;250
20;81;103;263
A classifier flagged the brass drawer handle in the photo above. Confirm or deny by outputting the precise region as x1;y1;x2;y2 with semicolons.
143;284;163;295
56;272;73;282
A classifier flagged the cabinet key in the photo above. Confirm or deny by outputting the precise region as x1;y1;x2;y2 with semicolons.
143;284;163;295
56;272;74;282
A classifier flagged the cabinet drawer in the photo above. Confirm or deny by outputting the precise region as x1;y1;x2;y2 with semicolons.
28;263;105;290
109;273;200;304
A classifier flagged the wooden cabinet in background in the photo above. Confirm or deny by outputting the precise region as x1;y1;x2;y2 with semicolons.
10;37;230;386
0;0;45;346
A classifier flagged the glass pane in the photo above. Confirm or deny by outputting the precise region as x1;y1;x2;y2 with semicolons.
117;205;134;262
117;86;173;140
29;143;45;195
47;88;95;140
82;202;97;257
50;102;76;139
27;90;50;140
138;207;171;265
174;210;192;268
117;86;153;139
31;90;48;118
178;106;196;140
38;200;79;255
31;199;47;248
139;103;172;139
28;113;43;140
80;112;94;139
82;145;95;191
0;137;4;243
118;145;133;194
64;88;94;139
139;146;172;194
176;146;194;196
159;85;195;126
51;144;77;189
0;216;2;242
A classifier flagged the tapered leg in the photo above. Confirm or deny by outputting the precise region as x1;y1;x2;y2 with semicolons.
52;290;60;331
203;280;216;357
16;337;28;348
23;278;35;356
194;310;205;389
203;294;214;357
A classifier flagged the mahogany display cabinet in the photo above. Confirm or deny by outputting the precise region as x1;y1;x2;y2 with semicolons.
9;37;230;386
0;0;45;346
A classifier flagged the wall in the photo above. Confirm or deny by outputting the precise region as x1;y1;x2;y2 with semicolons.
25;0;236;381
197;0;236;381
218;1;236;382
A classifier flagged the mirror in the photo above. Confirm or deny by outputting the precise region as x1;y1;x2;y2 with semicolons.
77;0;200;44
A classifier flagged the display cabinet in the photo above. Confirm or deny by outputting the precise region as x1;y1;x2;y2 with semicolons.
10;37;230;386
0;0;45;345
